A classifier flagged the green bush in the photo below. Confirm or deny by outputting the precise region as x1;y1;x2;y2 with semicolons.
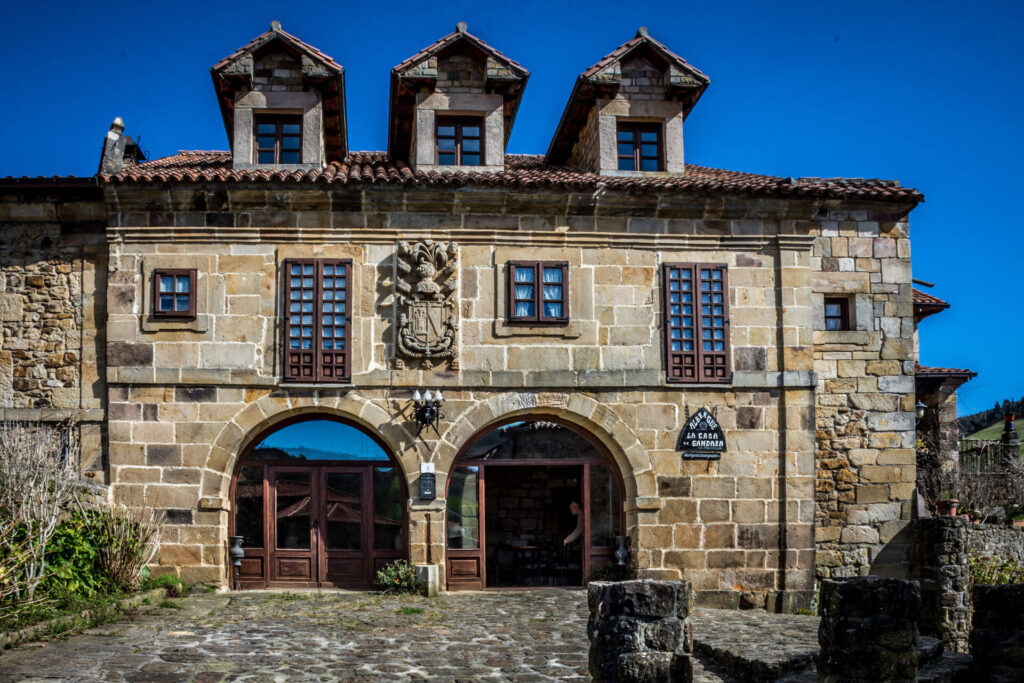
969;555;1024;585
375;560;425;595
42;512;109;598
140;574;186;598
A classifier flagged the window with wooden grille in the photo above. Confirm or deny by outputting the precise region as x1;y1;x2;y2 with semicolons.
616;122;663;171
152;269;196;318
255;115;302;164
824;297;850;331
436;117;484;166
283;260;351;383
507;261;569;324
663;263;730;383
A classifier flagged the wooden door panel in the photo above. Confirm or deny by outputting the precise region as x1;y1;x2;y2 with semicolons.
325;557;364;583
447;551;483;590
277;556;314;580
239;556;264;578
269;467;318;584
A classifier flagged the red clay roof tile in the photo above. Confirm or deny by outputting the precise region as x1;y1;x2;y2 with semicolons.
913;287;949;308
96;150;923;203
915;364;977;378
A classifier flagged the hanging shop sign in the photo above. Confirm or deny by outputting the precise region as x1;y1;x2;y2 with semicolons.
678;408;726;460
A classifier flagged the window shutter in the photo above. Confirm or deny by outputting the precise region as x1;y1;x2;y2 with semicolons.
284;260;317;381
316;260;351;382
695;264;730;382
663;263;730;383
663;263;698;383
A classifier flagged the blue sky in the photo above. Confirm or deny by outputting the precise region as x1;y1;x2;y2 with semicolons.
2;1;1020;416
257;420;389;461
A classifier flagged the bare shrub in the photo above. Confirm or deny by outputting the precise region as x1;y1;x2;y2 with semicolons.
0;421;79;598
88;506;162;592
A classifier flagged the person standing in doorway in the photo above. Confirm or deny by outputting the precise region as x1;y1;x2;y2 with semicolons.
563;501;582;545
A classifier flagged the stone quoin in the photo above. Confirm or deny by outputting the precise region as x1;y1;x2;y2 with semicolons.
0;21;938;607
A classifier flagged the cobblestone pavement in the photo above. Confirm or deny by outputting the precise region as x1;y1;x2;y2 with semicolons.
0;590;812;682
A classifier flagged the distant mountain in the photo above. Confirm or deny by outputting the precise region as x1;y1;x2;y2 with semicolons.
250;445;367;461
959;396;1024;436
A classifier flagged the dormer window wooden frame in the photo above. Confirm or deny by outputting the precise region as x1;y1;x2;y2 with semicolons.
254;114;303;165
616;122;664;172
436;116;484;167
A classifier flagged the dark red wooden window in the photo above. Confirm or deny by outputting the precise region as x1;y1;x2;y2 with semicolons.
824;297;850;331
507;261;569;324
663;263;730;383
152;269;196;318
436;117;484;166
283;259;352;383
255;115;302;164
617;122;663;171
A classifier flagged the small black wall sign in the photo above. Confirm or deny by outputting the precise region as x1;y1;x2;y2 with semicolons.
678;408;726;459
419;472;436;500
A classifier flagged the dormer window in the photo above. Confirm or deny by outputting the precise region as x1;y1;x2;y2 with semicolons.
616;122;663;171
388;25;528;172
437;117;483;166
255;115;302;164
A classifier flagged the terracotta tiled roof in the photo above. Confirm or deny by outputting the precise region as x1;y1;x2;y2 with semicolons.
98;150;923;202
915;364;977;378
913;288;949;308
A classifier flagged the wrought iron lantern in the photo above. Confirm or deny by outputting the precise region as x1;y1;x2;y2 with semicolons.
915;400;927;421
412;389;445;437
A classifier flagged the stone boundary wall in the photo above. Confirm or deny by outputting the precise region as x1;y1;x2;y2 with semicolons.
914;516;970;653
0;186;109;480
966;523;1024;563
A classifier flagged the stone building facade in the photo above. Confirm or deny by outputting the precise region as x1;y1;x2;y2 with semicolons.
0;23;935;607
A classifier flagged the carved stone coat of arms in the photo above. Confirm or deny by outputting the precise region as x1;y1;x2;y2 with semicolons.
394;240;458;369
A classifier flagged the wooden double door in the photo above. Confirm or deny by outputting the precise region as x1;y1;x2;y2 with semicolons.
234;463;404;589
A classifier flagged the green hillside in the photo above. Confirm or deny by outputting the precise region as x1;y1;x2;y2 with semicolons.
968;421;1024;441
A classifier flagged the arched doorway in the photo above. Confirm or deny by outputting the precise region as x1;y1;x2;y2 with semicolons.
231;416;407;589
446;418;624;590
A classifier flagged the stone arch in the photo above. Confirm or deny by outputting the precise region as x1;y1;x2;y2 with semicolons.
201;391;426;504
435;392;655;503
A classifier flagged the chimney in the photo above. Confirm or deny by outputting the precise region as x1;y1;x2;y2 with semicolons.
98;117;127;175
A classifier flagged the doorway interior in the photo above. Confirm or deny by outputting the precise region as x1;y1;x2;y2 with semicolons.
446;419;623;590
231;417;406;589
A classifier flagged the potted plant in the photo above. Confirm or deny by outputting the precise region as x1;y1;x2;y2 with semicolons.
937;493;959;517
1005;505;1024;527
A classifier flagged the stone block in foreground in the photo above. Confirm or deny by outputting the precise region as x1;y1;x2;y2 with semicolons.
588;579;693;682
818;576;920;682
971;584;1024;682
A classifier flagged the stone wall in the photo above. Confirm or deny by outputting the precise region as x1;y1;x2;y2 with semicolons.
811;208;917;581
436;55;485;92
100;184;830;597
253;51;303;92
0;184;108;479
0;178;921;596
966;524;1024;564
619;56;666;100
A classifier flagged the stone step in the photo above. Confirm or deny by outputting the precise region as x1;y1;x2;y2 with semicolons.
690;609;819;682
915;652;975;683
917;635;944;667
